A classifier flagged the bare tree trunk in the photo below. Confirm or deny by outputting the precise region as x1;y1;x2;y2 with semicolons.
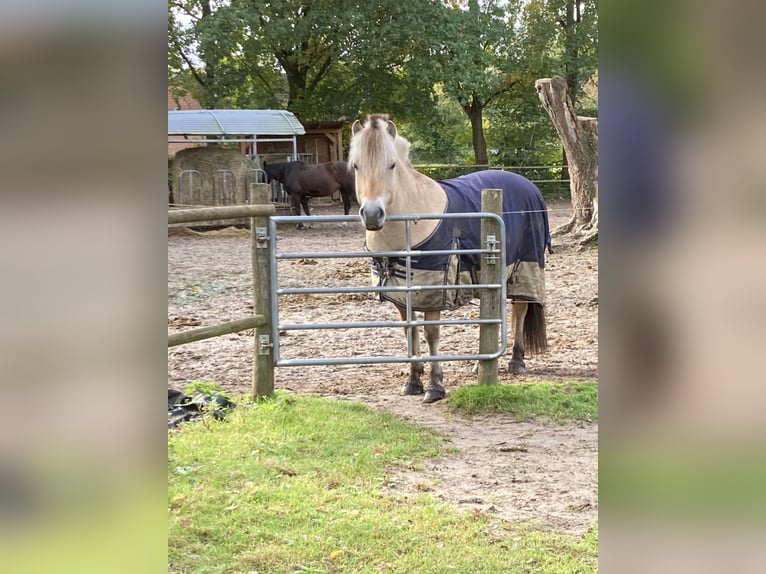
535;76;598;247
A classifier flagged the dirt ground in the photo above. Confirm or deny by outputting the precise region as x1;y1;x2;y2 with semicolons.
168;198;598;535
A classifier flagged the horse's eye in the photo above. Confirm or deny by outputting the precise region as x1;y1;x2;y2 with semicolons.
352;163;358;170
389;162;396;170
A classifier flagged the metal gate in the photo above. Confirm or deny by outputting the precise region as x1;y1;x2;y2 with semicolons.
267;213;508;367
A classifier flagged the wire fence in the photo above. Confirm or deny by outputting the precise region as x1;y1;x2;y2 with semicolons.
169;164;571;209
413;164;570;198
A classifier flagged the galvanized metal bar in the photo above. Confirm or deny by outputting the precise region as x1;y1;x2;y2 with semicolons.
404;219;415;357
278;318;502;331
277;283;502;295
276;248;488;260
271;212;503;225
277;350;505;367
269;217;283;366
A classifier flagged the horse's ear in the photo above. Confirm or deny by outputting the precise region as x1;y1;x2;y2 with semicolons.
352;120;362;135
386;120;397;138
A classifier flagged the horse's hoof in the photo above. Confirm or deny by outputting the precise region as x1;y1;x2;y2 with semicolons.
296;223;305;230
509;360;526;375
400;380;424;395
423;387;446;403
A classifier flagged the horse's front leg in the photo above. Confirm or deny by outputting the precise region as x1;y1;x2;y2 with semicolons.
422;310;445;403
341;189;352;215
509;300;528;374
289;192;305;229
398;306;424;396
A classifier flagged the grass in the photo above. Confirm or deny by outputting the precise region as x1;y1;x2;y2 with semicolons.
600;445;766;519
168;392;597;573
448;381;598;422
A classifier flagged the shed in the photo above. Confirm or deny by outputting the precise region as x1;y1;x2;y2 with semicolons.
168;110;306;212
167;109;306;160
299;120;348;163
237;119;349;166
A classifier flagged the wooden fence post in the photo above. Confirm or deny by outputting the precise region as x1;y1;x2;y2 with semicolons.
251;183;275;399
478;188;503;384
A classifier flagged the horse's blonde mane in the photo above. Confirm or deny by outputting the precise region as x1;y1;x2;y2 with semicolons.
393;132;411;164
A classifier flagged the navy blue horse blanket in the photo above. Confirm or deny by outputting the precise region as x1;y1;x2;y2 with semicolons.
372;170;551;311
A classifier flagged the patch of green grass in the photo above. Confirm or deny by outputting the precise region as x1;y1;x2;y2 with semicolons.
600;446;766;519
169;392;597;573
448;381;598;421
184;380;232;399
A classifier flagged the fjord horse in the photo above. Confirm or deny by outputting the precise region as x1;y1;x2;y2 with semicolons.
264;160;356;227
349;114;551;403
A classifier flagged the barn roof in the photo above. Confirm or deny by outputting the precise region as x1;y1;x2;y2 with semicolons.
168;109;305;136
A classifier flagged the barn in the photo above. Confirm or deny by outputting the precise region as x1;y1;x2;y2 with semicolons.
168;109;306;207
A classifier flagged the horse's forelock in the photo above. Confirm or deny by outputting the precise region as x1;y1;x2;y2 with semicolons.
367;113;390;130
349;114;412;173
352;124;393;171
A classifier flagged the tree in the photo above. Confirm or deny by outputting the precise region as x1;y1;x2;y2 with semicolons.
544;0;598;179
168;1;286;108
551;0;597;105
535;75;598;245
168;0;443;120
167;0;598;170
431;0;526;165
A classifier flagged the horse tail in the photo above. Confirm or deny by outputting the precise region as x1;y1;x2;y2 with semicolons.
523;302;548;355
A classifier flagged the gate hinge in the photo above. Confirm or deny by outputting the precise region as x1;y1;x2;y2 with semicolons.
484;234;500;265
255;227;269;248
258;334;273;355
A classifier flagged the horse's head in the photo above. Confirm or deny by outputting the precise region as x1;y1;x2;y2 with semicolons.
263;162;277;183
348;114;410;231
263;161;293;184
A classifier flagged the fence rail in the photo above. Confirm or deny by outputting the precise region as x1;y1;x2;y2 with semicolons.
168;184;276;397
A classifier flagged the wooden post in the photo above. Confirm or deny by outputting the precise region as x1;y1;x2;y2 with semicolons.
250;183;276;399
478;188;503;384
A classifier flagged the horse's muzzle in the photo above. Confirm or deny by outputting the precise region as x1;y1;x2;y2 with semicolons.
359;204;386;231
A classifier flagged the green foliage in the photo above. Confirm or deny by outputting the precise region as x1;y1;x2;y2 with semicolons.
414;164;484;180
600;447;766;519
184;380;231;399
168;393;597;573
449;381;598;422
168;0;443;120
168;0;597;165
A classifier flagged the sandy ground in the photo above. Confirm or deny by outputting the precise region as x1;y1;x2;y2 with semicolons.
168;198;598;534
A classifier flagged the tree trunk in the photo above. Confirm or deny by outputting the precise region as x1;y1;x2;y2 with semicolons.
463;97;488;166
560;148;569;189
535;76;598;246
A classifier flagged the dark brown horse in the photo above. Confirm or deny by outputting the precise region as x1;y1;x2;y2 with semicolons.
264;160;356;226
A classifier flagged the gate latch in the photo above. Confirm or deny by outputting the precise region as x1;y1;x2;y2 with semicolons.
255;227;269;248
484;234;500;265
258;334;273;355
